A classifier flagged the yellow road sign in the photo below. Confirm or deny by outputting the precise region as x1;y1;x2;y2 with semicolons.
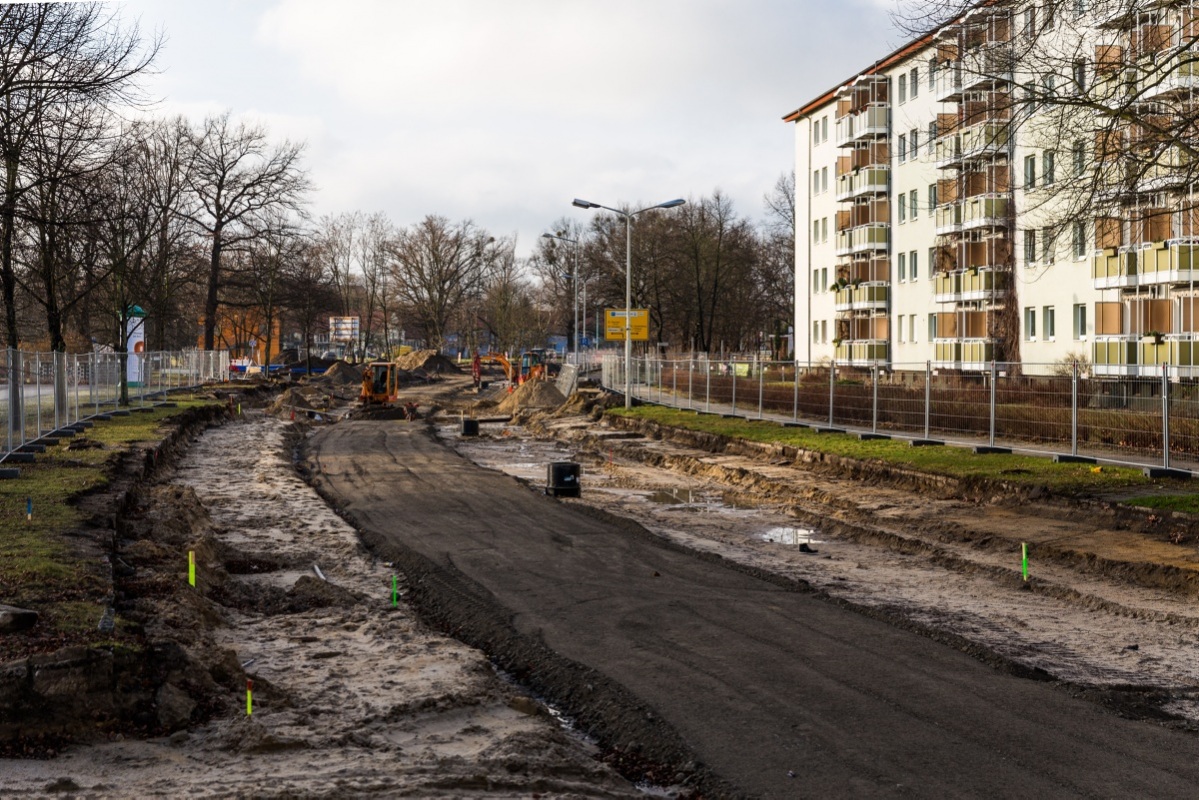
605;308;649;341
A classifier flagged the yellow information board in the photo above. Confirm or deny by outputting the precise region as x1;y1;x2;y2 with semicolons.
605;308;649;341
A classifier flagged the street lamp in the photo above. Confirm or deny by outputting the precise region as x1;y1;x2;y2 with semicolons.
571;197;685;409
541;232;581;362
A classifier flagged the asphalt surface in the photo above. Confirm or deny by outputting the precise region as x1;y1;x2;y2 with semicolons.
310;419;1199;798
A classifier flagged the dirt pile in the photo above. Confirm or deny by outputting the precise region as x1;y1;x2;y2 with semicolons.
395;349;460;373
319;360;363;385
497;380;567;414
267;387;329;416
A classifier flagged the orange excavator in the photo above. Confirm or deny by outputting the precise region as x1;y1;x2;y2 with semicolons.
477;352;551;386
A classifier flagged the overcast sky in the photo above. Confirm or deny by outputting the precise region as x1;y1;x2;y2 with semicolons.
120;0;898;256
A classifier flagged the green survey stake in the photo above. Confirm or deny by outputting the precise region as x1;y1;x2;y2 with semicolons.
1022;542;1028;581
188;551;195;587
392;574;397;607
246;679;253;716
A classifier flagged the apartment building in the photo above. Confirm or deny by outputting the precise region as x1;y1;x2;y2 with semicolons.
786;1;1199;377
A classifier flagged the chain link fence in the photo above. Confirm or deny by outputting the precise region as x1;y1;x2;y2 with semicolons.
1;349;229;460
602;355;1199;474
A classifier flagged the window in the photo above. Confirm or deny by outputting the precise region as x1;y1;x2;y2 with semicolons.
821;320;827;343
822;116;829;142
813;270;819;293
898;134;907;162
910;68;919;98
812;172;819;195
1072;221;1086;258
1023;8;1036;38
928;120;938;148
1074;0;1089;18
1025;307;1037;340
1073;304;1087;340
910;249;918;280
821;217;829;243
928;247;937;279
1024;154;1037;188
929;313;938;340
1072;139;1085;177
1042;227;1055;264
1043;150;1055;186
1073;60;1087;93
899;313;907;343
813;220;820;242
1043;74;1056;104
821;167;829;193
813;321;819;342
910;189;919;219
899;73;907;103
928;183;938;209
910;314;918;343
1044;307;1056;340
929;58;937;89
1024;229;1037;264
898;193;907;223
898;251;907;281
910;128;919;158
1024;80;1036;113
821;267;829;292
813;119;821;145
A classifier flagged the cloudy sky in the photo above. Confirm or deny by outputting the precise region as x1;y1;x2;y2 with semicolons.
120;0;898;256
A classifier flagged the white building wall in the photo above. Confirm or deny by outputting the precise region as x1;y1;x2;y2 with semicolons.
795;102;842;367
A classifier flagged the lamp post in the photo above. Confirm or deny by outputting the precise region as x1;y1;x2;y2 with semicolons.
572;197;685;409
541;232;580;362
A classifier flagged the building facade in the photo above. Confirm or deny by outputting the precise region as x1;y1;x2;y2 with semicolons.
786;1;1199;377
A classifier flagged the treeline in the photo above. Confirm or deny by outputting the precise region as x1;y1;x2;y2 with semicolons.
1;3;796;360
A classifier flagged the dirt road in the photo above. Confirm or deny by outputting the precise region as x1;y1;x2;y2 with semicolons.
311;418;1199;798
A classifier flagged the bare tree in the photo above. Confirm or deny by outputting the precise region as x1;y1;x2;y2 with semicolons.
0;2;158;347
388;215;500;350
185;110;308;351
357;212;394;359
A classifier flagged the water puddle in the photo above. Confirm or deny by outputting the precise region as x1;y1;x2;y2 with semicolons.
758;526;825;546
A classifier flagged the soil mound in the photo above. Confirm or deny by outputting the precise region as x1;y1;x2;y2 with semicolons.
268;387;325;416
497;380;567;414
321;360;363;385
395;349;461;374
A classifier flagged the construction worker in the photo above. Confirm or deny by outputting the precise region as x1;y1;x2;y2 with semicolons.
471;353;482;390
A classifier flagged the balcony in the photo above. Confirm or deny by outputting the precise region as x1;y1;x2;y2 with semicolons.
935;64;963;102
935;202;963;235
834;167;890;201
933;272;962;303
835;105;889;147
933;339;962;368
959;122;1009;160
1092;240;1199;289
961;338;995;370
961;267;1007;300
962;194;1009;229
1090;335;1198;377
849;223;890;254
961;45;1013;90
935;135;963;169
1138;58;1199;101
834;340;889;366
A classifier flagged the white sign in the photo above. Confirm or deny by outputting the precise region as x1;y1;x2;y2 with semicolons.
126;314;145;386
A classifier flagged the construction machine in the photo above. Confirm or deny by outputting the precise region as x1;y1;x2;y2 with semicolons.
476;352;553;386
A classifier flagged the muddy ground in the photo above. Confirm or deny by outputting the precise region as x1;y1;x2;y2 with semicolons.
9;371;1199;796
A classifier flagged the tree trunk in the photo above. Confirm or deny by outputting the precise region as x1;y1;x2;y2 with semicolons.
203;225;223;350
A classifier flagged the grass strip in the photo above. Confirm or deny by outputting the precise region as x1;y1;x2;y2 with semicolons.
609;405;1151;495
0;397;214;658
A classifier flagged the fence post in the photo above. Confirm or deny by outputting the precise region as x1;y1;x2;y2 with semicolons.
687;358;692;410
705;361;711;412
989;360;997;448
74;354;80;422
672;359;677;407
731;360;737;416
35;352;41;439
1163;363;1170;470
872;365;879;434
92;352;98;417
6;349;13;455
924;360;932;440
828;360;835;427
792;363;799;422
758;359;764;419
1071;359;1079;457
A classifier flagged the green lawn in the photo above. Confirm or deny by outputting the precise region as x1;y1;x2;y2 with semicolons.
609;405;1151;495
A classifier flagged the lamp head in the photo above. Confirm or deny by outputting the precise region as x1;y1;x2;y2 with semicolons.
572;199;598;209
657;199;686;209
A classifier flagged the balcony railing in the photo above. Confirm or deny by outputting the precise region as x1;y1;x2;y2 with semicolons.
935;135;963;169
935;65;963;102
834;167;890;201
961;267;1007;299
959;122;1009;160
835;105;889;147
962;194;1009;229
849;223;890;254
933;272;962;303
935;202;963;235
1138;58;1199;101
933;339;962;367
834;340;889;365
933;338;994;370
961;45;1013;90
1092;239;1199;289
1090;334;1199;376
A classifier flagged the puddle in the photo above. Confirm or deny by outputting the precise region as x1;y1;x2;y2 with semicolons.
648;488;706;505
758;526;825;546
